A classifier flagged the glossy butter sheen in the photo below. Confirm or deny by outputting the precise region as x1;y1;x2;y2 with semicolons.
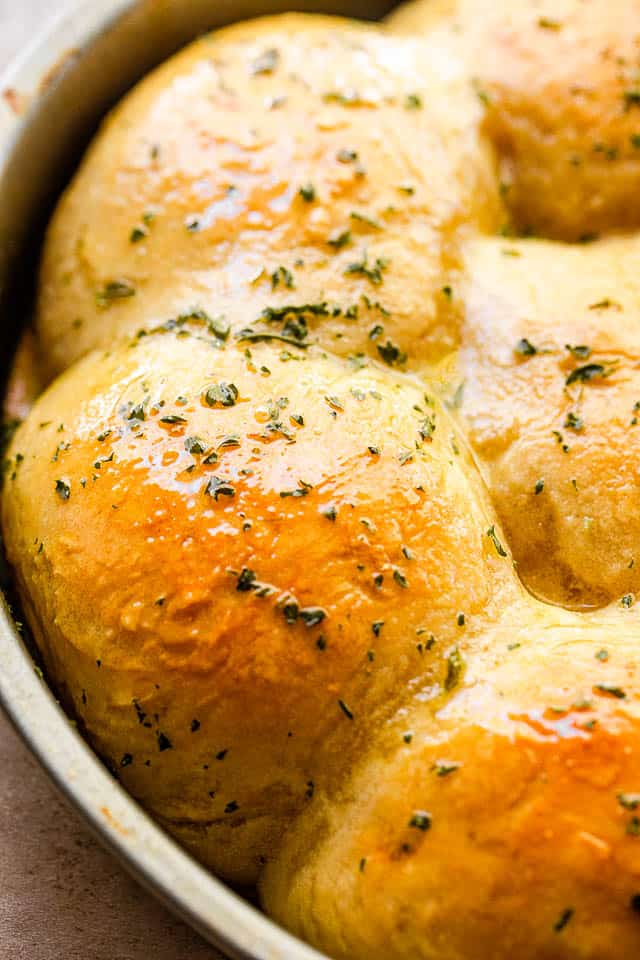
3;6;640;960
36;14;502;380
3;330;515;883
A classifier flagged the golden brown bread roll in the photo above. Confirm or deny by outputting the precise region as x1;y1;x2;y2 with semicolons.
36;13;502;381
264;608;640;960
5;6;640;959
2;327;513;884
459;234;640;609
390;0;640;241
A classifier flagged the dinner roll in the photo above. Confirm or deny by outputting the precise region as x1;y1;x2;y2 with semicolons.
36;13;503;381
2;325;515;883
390;0;640;241
265;605;640;960
457;233;640;609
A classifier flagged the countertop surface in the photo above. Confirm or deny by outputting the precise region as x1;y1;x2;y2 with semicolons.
0;3;222;957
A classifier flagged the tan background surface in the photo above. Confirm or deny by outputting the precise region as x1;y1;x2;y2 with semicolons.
0;3;221;957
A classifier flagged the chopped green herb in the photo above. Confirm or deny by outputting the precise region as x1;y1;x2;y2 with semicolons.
235;568;257;592
515;337;537;357
487;525;507;557
565;343;591;359
217;434;241;450
204;382;238;407
130;226;147;243
594;683;626;699
377;339;406;366
160;415;187;425
408;810;432;831
554;908;574;932
96;280;135;306
205;314;230;341
237;329;309;349
445;646;464;689
338;699;354;719
299;607;327;627
350;211;382;230
345;252;389;286
282;598;299;624
419;416;436;440
564;411;584;432
271;266;294;289
185;436;206;454
404;93;422;109
55;479;70;501
299;183;316;202
393;569;408;588
261;302;329;323
565;363;609;386
552;429;570;453
588;299;620;311
204;476;236;500
328;229;352;249
627;817;640;836
538;16;562;29
432;761;460;777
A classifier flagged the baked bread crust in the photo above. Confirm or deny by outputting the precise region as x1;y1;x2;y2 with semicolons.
4;6;640;958
35;13;502;380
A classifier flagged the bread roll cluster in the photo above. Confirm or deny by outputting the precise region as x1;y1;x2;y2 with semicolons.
4;4;640;957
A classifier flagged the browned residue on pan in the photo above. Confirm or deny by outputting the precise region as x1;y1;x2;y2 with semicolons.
100;805;131;838
2;87;28;115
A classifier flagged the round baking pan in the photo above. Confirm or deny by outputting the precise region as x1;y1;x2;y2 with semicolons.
0;1;394;957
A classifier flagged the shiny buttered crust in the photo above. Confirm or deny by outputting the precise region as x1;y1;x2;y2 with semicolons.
36;13;502;381
389;0;640;241
2;329;516;882
5;7;640;960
